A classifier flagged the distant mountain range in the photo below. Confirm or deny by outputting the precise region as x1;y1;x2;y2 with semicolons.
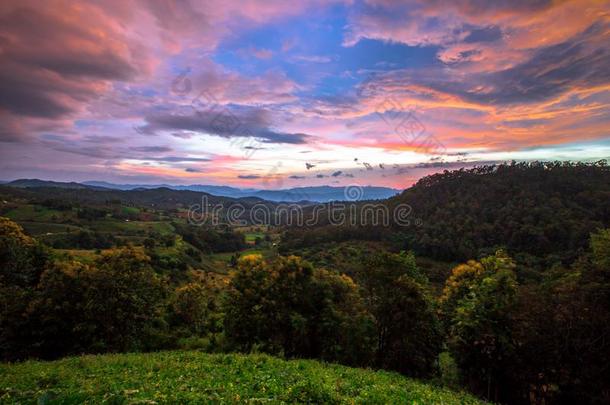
4;179;399;202
6;179;106;190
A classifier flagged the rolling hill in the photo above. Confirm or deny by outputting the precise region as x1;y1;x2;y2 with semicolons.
281;161;610;267
0;351;484;404
0;184;270;211
5;179;399;202
83;181;400;202
5;179;107;190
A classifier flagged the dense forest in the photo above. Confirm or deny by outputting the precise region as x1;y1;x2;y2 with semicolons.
283;161;610;268
2;162;610;404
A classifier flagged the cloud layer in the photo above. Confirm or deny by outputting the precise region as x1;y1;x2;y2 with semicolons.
0;0;609;188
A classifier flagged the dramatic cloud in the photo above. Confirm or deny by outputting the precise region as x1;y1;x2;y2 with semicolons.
0;0;151;140
139;108;312;144
0;0;608;188
362;20;610;107
147;156;211;163
130;146;173;153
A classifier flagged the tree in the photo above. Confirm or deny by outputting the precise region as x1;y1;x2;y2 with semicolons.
28;260;89;358
223;254;274;352
380;274;443;377
308;268;375;366
591;227;610;270
224;255;374;366
439;259;485;329
357;251;442;377
171;276;223;337
509;230;610;404
442;251;518;401
143;237;156;249
0;216;49;287
78;247;168;352
0;217;50;360
0;282;34;360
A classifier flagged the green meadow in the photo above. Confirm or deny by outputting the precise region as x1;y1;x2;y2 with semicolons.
0;351;484;404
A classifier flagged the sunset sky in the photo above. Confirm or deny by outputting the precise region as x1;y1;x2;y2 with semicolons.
1;0;609;189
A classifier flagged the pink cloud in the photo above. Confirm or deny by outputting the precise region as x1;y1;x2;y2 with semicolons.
0;0;155;141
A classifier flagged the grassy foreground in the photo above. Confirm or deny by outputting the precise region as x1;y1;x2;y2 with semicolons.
0;351;484;404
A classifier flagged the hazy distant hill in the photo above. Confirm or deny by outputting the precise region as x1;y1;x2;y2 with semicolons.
7;179;107;190
5;179;398;202
82;181;400;202
1;184;268;211
83;181;258;198
250;186;399;202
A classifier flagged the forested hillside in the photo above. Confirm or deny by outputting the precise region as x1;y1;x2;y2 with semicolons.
389;161;610;262
282;161;610;268
0;185;271;212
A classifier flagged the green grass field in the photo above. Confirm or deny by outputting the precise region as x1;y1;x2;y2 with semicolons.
88;220;174;235
209;248;266;262
207;247;277;274
244;232;265;243
18;222;83;236
53;249;100;264
0;351;485;404
4;205;69;223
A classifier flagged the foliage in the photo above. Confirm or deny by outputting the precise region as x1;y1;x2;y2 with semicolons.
0;227;170;360
441;251;518;401
0;217;50;360
0;217;49;287
50;230;115;249
168;274;225;351
173;222;246;253
356;251;443;378
0;283;34;361
390;161;610;264
224;255;375;366
590;227;610;269
74;247;168;352
282;161;610;269
507;230;610;404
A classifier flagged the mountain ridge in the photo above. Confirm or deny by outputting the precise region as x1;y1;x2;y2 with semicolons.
5;179;399;202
